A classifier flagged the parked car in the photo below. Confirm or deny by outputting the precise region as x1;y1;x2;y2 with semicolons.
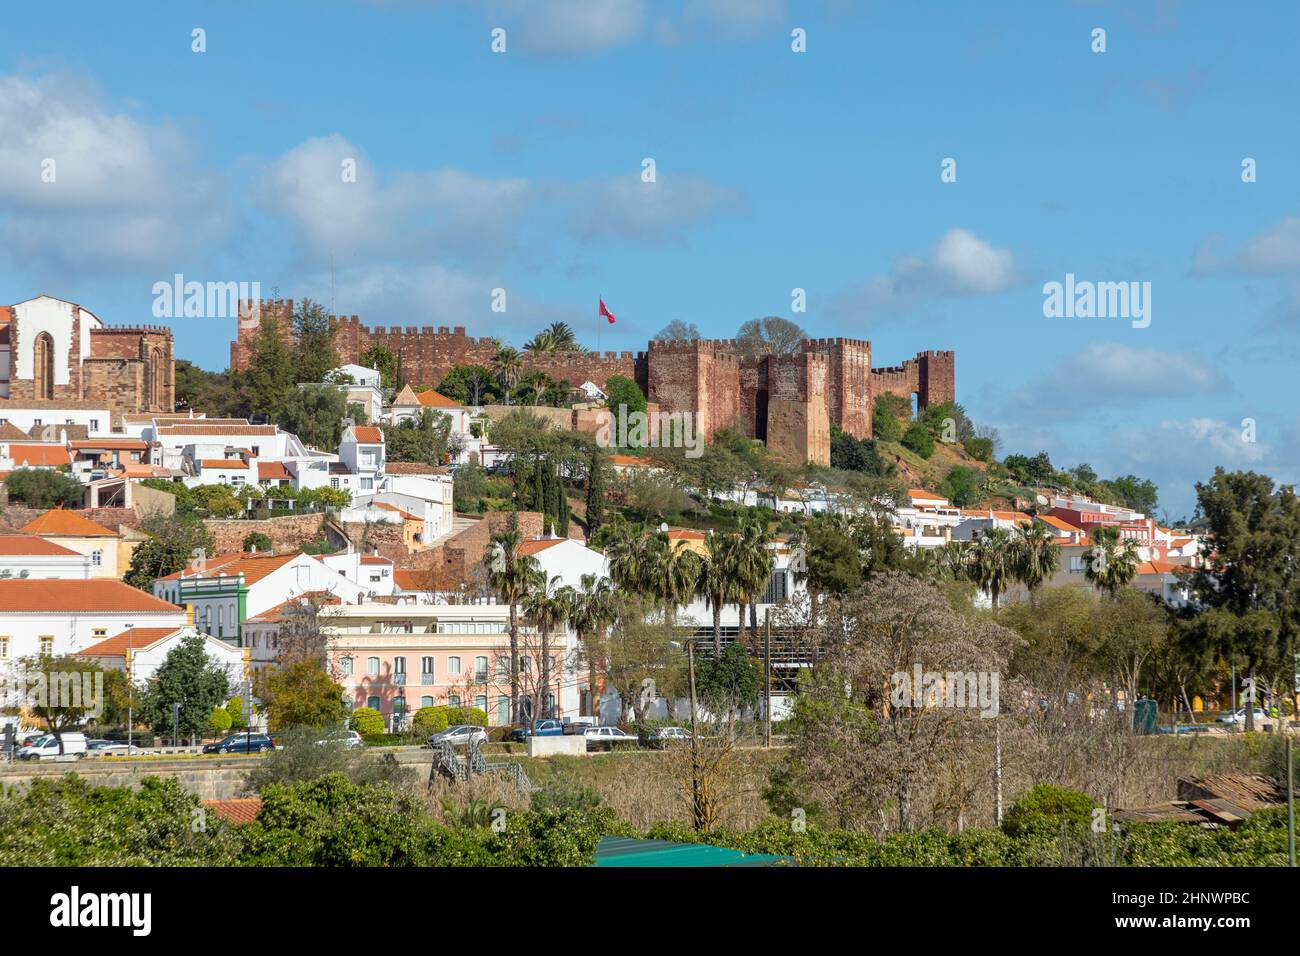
508;719;565;742
315;730;364;750
17;733;88;760
1216;707;1269;724
428;725;489;747
203;733;276;754
88;740;158;757
582;726;638;750
653;726;693;743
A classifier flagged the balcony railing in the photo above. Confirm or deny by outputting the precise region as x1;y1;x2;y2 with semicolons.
392;673;407;686
420;673;435;685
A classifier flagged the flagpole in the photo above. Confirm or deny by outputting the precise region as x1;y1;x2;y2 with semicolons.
596;298;601;354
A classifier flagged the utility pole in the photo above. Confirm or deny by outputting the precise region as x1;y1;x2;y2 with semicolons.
1288;735;1295;868
994;720;1004;826
764;610;772;748
171;702;181;749
687;639;701;826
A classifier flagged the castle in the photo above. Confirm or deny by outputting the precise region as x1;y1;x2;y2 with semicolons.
230;300;953;466
0;295;175;419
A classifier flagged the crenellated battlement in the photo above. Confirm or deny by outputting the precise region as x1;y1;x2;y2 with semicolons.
227;295;952;454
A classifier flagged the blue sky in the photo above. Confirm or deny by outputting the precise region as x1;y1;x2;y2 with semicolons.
2;0;1299;519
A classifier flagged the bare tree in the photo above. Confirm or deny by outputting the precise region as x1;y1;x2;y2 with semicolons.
735;316;806;359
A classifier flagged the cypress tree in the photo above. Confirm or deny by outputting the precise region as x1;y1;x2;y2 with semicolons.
585;445;606;538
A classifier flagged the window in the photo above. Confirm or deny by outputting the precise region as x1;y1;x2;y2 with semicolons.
367;657;380;676
92;628;107;640
33;333;54;401
0;637;8;660
90;419;99;431
496;656;509;679
447;656;461;675
448;694;461;708
339;656;354;676
330;477;340;489
421;696;434;708
251;446;260;456
91;550;103;568
475;694;488;712
393;656;406;675
40;636;54;657
360;477;373;491
369;574;382;584
421;657;435;682
474;656;488;681
496;697;509;724
367;696;381;711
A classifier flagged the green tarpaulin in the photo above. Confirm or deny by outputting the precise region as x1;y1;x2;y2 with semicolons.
594;836;786;867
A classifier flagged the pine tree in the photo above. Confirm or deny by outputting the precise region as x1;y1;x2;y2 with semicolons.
585;445;606;538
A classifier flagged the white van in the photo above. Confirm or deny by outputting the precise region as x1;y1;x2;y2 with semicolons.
19;733;88;760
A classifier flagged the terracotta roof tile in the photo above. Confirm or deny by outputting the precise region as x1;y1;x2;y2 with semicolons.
20;510;117;537
416;389;460;408
202;798;262;825
0;534;82;556
350;425;383;443
79;626;181;657
0;579;182;613
394;569;432;591
518;538;567;556
257;461;292;481
200;459;248;469
5;444;73;468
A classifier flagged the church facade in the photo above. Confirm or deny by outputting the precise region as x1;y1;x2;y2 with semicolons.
0;295;174;419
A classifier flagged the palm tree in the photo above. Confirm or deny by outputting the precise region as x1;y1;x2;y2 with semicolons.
645;532;701;621
1012;522;1061;603
483;514;539;723
546;321;577;350
522;573;569;723
1084;525;1141;598
523;330;556;353
698;531;743;656
558;573;616;718
968;527;1014;609
731;517;775;644
492;343;523;405
604;522;648;592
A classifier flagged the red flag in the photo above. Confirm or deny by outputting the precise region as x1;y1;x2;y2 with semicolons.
599;298;616;324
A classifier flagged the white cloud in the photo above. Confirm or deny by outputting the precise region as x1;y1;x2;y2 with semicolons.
1194;216;1300;276
835;227;1020;316
264;134;531;261
563;173;746;243
0;72;227;271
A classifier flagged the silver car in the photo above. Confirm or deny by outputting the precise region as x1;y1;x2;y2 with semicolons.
428;725;489;747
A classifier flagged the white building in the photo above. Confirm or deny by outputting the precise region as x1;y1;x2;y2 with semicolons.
152;551;369;646
0;579;186;662
76;622;248;688
0;535;93;579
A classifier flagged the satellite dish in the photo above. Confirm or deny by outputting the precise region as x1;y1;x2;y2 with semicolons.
658;523;668;533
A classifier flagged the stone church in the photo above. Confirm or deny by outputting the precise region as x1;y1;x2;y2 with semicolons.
0;295;174;418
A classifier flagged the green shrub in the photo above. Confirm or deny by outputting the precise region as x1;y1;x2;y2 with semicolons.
1002;784;1096;837
901;422;935;459
412;707;450;736
208;706;232;735
242;532;273;552
349;707;385;737
963;436;994;462
226;696;247;730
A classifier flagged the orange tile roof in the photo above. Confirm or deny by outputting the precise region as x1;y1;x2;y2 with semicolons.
416;389;461;408
665;529;707;540
5;444;73;467
360;555;391;565
350;425;384;443
20;509;117;537
202;798;262;826
374;502;422;521
246;592;341;623
187;551;301;586
394;569;432;591
1037;514;1083;533
0;534;81;556
0;579;182;613
153;551;246;582
257;461;292;481
79;626;182;658
157;424;275;436
200;459;248;469
909;491;945;502
518;537;568;556
117;463;155;478
70;439;147;450
1137;559;1181;575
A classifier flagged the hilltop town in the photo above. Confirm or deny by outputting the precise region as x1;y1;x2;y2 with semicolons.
0;293;1293;869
